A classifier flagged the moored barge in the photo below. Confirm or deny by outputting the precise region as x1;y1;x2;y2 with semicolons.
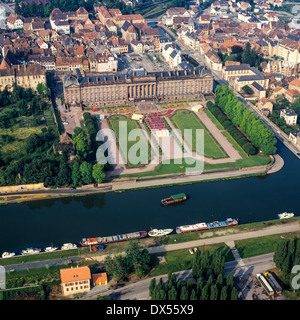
176;218;238;233
80;230;147;246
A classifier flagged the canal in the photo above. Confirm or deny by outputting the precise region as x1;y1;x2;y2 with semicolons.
0;141;299;254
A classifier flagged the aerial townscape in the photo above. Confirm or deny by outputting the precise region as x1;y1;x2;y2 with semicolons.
0;0;300;306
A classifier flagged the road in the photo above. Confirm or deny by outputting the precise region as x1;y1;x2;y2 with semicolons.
0;2;14;14
81;253;277;300
4;256;82;272
191;49;300;159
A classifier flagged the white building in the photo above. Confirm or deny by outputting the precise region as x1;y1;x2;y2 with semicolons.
289;129;300;147
162;44;182;69
280;108;298;126
6;14;23;30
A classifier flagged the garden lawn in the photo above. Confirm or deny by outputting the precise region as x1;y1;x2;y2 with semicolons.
108;115;151;167
170;109;228;159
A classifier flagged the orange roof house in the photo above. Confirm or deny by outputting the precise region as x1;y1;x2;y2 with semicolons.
92;272;108;286
60;266;91;295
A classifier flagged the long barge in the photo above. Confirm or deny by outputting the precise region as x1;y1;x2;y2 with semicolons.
176;218;238;233
80;230;147;246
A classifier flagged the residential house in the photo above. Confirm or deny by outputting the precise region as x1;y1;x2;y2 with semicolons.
289;78;300;93
60;266;91;296
121;21;138;43
280;108;298;125
96;51;118;72
6;14;24;30
289;129;300;147
256;97;273;115
285;89;300;103
131;40;144;54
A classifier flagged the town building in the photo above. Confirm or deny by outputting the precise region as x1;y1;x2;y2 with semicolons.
280;108;298;126
6;14;24;30
222;64;269;92
289;129;300;147
162;44;182;69
0;61;46;91
63;67;214;107
92;273;108;286
60;266;91;296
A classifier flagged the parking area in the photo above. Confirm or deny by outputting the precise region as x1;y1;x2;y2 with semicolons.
121;52;171;73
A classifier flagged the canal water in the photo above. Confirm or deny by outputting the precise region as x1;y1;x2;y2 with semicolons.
0;141;299;254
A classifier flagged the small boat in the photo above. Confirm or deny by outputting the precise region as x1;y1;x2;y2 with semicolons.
44;246;58;252
21;248;41;255
2;252;15;258
148;228;173;237
61;243;77;250
161;193;188;206
278;212;294;219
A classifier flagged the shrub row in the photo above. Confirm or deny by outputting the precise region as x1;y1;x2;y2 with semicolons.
207;102;257;156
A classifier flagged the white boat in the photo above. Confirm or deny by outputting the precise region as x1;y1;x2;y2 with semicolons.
278;212;294;219
45;246;58;252
61;243;77;250
148;228;173;237
21;248;41;255
2;252;15;258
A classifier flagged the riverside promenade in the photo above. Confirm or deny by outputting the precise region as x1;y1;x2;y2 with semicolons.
0;154;284;200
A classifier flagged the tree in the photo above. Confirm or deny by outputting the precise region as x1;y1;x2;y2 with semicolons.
149;278;156;298
274;240;288;270
200;284;209;300
180;286;189;300
125;241;151;278
92;163;105;184
104;255;127;283
210;284;219;300
80;161;93;184
230;287;238;300
200;250;210;280
192;249;202;280
71;161;82;187
226;273;234;291
190;289;197;300
167;286;177;300
56;161;72;186
220;286;228;300
36;83;50;99
73;132;90;159
281;253;292;277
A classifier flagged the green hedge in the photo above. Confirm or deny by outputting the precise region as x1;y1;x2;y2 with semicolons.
207;102;257;156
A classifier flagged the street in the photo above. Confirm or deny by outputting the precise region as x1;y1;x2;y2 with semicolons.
81;253;280;300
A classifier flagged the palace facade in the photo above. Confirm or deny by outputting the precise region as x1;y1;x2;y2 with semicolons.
63;67;214;106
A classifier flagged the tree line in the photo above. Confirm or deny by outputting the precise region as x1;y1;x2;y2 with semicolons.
274;237;300;279
15;0;130;18
214;85;277;155
207;101;257;156
149;249;238;300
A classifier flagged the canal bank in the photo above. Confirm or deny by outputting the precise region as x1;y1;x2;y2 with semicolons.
0;153;283;204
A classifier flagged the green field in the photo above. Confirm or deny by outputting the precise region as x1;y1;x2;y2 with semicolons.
170;109;228;159
108;115;151;167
